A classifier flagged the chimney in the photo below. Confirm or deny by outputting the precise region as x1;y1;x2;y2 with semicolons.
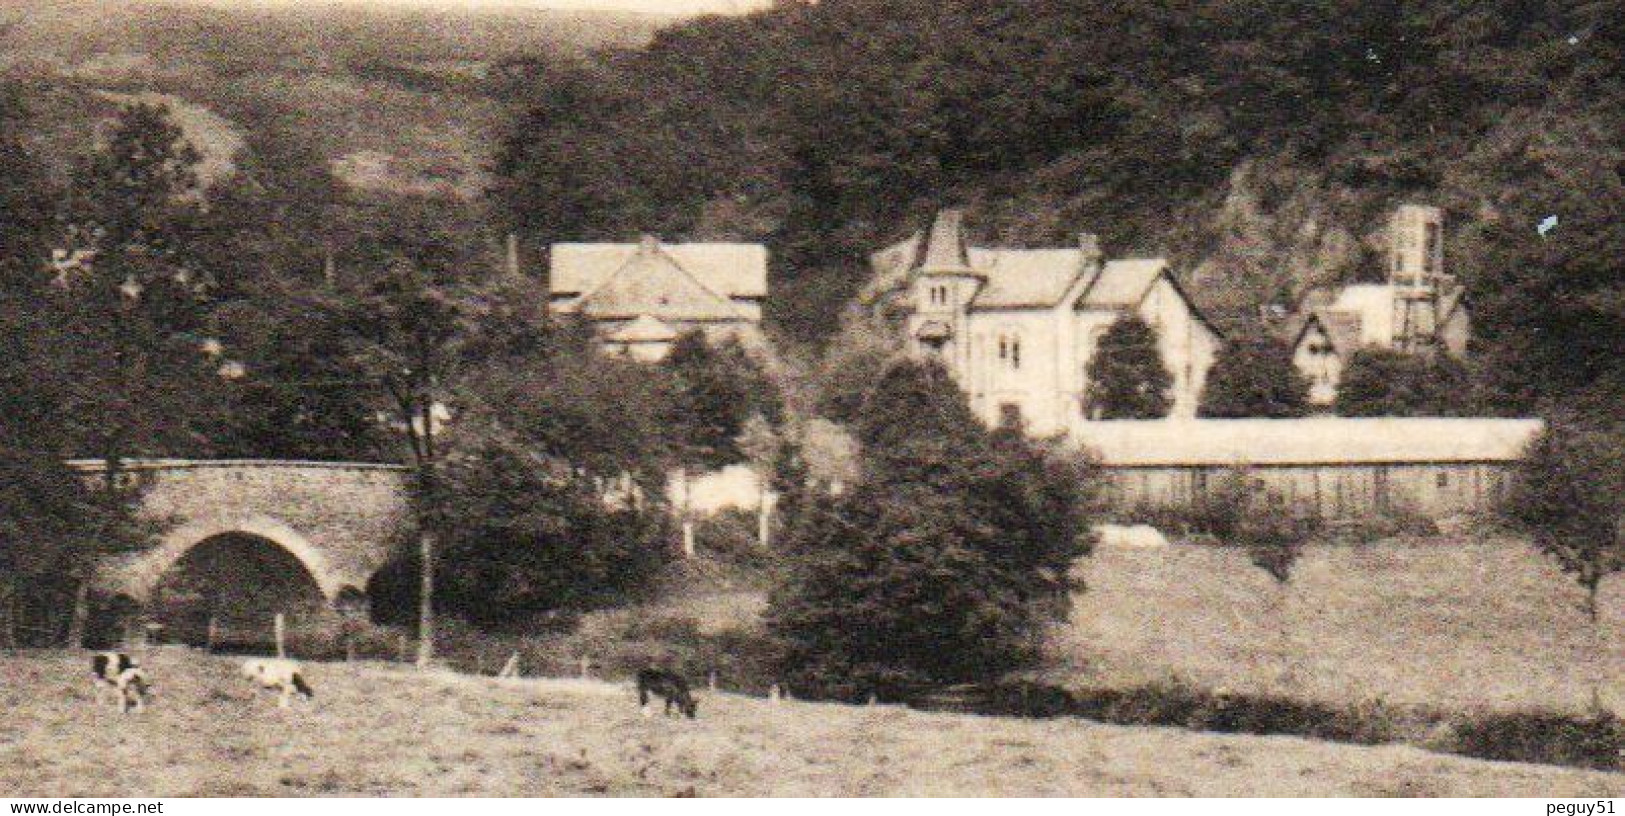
1078;232;1102;269
637;234;661;256
505;233;521;278
921;209;972;274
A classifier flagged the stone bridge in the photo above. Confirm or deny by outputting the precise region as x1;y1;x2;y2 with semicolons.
74;460;413;615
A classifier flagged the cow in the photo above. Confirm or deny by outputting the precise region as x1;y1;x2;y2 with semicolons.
240;658;314;708
90;652;152;713
636;667;697;719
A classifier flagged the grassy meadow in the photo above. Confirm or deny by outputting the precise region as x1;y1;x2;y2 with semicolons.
1059;535;1623;714
2;651;1620;797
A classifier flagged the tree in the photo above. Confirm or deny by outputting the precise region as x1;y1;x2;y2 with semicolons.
662;331;780;471
1505;418;1625;711
1235;480;1316;688
766;358;1092;700
1333;348;1471;417
0;109;102;641
1199;332;1310;418
1084;316;1172;420
435;442;669;626
43;102;228;645
316;194;490;667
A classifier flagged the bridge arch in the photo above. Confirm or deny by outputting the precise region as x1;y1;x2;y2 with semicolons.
119;515;348;604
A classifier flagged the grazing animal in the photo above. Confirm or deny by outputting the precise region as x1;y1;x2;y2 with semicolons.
90;652;152;713
636;668;697;719
241;658;314;708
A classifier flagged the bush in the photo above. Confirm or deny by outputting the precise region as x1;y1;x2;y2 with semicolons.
1199;333;1310;418
694;509;777;574
1335;348;1473;417
1453;711;1624;771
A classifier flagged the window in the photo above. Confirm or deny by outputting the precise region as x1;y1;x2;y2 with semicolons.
996;334;1022;369
1424;222;1441;274
1436;471;1450;488
998;403;1024;430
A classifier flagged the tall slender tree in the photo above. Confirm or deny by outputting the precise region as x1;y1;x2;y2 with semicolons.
45;102;227;645
316;194;489;667
1084;316;1173;420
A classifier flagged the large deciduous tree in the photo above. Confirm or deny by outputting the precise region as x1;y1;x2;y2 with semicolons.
1084;316;1172;420
766;357;1093;701
1505;418;1625;711
315;193;490;666
44;102;227;645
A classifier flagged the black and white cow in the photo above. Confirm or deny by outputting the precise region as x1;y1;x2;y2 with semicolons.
241;658;314;708
90;652;152;713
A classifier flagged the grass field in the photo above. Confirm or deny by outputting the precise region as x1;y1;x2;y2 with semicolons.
2;651;1621;797
1061;536;1625;714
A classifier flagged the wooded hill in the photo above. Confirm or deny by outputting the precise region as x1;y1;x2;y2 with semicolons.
494;0;1625;414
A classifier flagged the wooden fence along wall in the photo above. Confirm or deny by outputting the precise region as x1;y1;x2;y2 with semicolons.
1099;461;1515;519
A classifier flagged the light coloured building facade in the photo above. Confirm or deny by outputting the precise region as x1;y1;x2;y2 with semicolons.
1289;205;1471;407
872;209;1221;436
549;236;768;361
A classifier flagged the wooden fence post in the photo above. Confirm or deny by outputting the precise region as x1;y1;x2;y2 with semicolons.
206;615;217;653
274;613;286;659
578;655;591;680
497;651;520;679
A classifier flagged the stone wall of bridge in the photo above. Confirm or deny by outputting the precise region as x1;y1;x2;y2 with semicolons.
75;460;413;605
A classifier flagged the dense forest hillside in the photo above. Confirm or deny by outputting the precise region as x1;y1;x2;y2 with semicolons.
494;0;1625;413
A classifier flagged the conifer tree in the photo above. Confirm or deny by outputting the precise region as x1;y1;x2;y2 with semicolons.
1199;332;1309;418
1084;316;1172;420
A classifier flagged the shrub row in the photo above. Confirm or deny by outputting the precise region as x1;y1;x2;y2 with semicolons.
909;679;1624;772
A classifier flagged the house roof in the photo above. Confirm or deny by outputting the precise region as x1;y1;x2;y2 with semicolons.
604;314;679;344
550;240;768;300
919;209;977;275
1071;418;1543;467
1295;310;1365;356
966;248;1086;308
1078;259;1167;309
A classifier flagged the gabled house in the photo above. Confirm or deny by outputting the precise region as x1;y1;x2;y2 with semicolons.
549;236;768;361
873;209;1222;436
1287;205;1471;407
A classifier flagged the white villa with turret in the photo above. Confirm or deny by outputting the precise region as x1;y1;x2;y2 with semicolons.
870;209;1221;437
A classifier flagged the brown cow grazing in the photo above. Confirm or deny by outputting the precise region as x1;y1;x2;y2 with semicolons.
636;668;697;719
